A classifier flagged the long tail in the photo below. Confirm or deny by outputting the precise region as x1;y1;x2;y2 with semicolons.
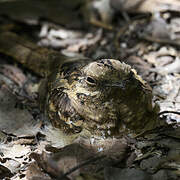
0;32;67;77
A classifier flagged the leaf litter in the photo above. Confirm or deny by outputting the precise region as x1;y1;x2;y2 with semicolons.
0;0;180;179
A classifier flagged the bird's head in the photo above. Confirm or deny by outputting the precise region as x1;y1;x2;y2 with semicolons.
47;59;158;137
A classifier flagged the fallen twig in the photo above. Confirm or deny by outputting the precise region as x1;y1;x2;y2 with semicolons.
58;155;106;180
158;111;180;116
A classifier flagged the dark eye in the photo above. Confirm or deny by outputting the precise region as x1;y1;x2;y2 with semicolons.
86;76;96;85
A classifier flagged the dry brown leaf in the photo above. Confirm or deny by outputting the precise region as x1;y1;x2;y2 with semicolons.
26;162;51;180
0;83;41;137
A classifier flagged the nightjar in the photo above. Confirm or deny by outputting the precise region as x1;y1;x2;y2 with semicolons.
0;32;159;138
46;58;159;137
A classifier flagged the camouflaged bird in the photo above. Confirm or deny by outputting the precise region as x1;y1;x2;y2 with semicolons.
0;32;159;138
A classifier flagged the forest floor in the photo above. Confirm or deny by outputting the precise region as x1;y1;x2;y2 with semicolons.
0;0;180;179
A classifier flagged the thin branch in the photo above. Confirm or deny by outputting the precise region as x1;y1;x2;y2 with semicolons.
58;155;106;180
158;111;180;116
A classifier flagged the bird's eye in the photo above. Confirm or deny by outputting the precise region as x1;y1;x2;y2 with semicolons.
86;76;96;85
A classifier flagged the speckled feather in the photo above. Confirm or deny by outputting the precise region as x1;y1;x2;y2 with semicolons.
46;59;159;137
0;32;160;138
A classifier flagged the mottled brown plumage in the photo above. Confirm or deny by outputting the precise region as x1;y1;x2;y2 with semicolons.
46;59;159;137
0;32;159;138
